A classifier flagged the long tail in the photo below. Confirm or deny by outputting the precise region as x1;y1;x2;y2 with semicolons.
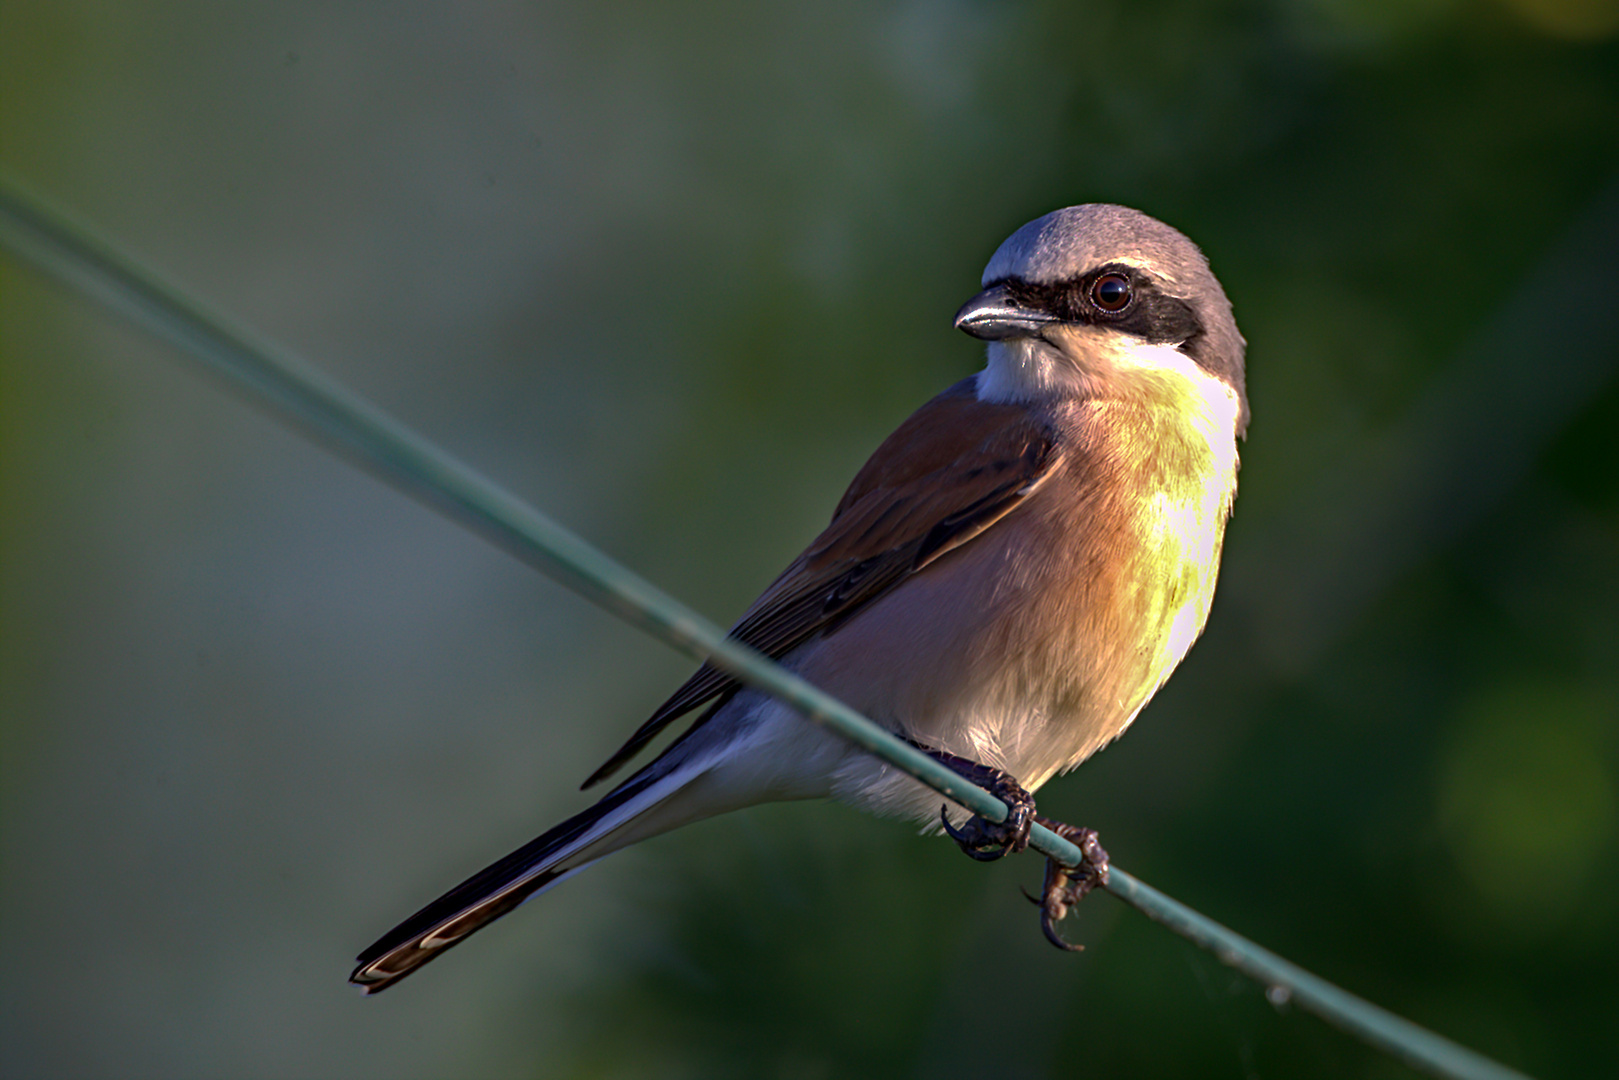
350;760;696;994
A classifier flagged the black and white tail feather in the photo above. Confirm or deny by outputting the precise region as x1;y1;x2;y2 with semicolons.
351;744;711;993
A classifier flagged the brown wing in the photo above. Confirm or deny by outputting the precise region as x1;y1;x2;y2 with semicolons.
580;376;1059;789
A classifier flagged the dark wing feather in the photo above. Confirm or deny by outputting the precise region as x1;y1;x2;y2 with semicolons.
581;376;1058;789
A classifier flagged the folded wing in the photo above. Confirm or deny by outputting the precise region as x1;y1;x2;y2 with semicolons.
581;376;1060;789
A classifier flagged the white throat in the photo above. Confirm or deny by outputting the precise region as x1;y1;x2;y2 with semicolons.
977;333;1242;464
977;338;1100;404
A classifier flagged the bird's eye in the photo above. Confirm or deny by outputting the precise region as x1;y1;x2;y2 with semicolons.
1090;273;1132;313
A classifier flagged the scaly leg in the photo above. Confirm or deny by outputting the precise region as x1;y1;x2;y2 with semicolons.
911;744;1037;861
1028;818;1110;951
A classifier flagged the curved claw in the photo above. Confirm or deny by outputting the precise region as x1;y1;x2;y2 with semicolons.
1041;904;1086;952
939;805;1016;862
963;845;1012;863
915;748;1036;861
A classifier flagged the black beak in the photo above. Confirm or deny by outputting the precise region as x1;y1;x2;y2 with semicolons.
953;284;1058;341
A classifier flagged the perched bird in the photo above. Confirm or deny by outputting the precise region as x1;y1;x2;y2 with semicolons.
352;204;1248;993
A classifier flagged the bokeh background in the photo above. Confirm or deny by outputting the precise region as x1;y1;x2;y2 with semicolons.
4;2;1617;1077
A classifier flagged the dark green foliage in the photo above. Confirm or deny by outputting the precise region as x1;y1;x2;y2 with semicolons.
2;2;1616;1077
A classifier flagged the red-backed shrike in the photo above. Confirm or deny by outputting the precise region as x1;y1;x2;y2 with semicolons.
353;204;1247;992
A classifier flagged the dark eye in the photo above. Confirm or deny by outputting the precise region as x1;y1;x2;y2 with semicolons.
1091;273;1132;313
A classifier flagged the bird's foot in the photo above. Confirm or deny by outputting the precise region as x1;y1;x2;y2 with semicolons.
1025;818;1110;951
917;747;1036;862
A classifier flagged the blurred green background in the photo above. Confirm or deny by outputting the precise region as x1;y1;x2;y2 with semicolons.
3;2;1617;1077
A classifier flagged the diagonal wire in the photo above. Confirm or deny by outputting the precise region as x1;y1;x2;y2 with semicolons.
0;175;1531;1080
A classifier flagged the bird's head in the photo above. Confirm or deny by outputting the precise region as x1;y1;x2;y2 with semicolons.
956;204;1247;436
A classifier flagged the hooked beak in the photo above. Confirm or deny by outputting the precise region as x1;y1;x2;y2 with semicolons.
953;283;1058;341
